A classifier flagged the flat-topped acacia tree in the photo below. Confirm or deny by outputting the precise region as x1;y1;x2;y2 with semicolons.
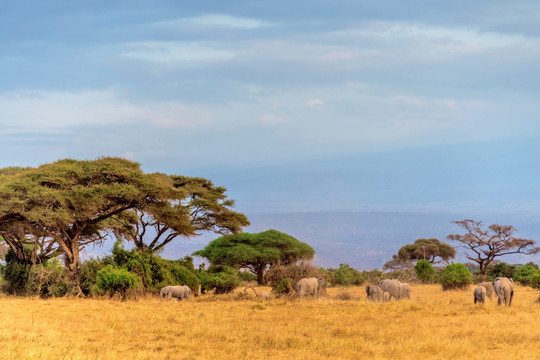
448;219;540;279
193;229;315;285
115;175;249;252
0;158;175;278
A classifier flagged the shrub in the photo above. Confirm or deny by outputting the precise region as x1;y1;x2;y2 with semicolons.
329;264;366;286
265;262;323;289
487;262;516;280
439;263;472;291
198;265;240;294
238;270;258;282
514;265;540;286
167;262;200;291
25;258;73;298
415;259;435;283
3;260;31;295
361;269;383;283
96;265;140;299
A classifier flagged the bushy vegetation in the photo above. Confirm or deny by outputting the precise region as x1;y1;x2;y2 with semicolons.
487;262;516;280
415;259;435;283
198;265;240;294
96;265;141;299
439;263;472;290
514;264;540;287
265;262;324;296
327;264;366;286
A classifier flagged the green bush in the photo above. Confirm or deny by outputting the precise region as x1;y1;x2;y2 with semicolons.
3;258;31;295
25;258;73;298
361;269;383;283
80;257;113;296
439;263;472;290
415;259;435;283
238;270;258;282
514;265;540;286
329;264;366;286
487;262;516;280
96;265;140;299
198;265;240;294
167;261;200;291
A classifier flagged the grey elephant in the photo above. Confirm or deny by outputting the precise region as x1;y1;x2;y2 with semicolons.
477;281;495;300
493;277;514;306
181;285;191;300
160;285;189;302
365;284;383;302
400;283;411;300
378;279;402;301
383;291;390;302
297;277;325;299
473;285;486;304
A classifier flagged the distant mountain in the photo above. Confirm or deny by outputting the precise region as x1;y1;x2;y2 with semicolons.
152;211;540;270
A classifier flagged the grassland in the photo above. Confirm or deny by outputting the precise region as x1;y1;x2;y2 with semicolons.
1;284;539;360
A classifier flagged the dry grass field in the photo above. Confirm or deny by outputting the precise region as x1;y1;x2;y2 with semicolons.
1;284;539;360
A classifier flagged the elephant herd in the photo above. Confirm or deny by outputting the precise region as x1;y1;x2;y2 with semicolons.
365;279;411;302
474;277;514;306
159;276;516;306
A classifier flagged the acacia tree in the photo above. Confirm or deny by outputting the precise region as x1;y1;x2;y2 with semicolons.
447;219;540;278
193;229;315;284
115;176;249;252
0;158;174;280
395;238;456;264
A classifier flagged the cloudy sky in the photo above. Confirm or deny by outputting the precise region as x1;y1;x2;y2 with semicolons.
2;1;540;216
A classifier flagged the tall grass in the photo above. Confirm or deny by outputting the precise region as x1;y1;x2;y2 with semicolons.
1;285;539;359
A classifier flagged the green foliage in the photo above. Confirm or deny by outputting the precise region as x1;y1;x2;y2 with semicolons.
361;269;383;283
96;265;140;298
80;257;114;296
415;259;436;283
273;278;294;296
194;229;315;285
167;261;200;291
439;263;472;290
3;259;31;295
514;265;540;286
238;270;257;282
25;258;73;298
329;264;366;286
396;238;456;264
198;265;240;294
487;262;516;280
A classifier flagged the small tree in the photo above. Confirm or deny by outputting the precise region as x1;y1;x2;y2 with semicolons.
439;263;472;291
514;265;540;286
193;229;314;285
395;238;456;264
447;220;539;279
415;259;435;283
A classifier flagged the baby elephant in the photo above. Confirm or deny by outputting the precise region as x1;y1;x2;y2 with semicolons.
474;285;486;304
160;285;191;302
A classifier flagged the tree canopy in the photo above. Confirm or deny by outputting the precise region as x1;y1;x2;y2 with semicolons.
447;219;539;278
193;229;315;284
395;238;456;264
0;158;249;287
115;175;249;252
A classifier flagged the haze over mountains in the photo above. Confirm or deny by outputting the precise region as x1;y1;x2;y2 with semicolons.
147;139;540;269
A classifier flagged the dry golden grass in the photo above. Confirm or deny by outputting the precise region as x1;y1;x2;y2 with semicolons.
1;284;539;360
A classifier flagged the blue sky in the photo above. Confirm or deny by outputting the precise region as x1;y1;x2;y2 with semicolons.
2;1;540;216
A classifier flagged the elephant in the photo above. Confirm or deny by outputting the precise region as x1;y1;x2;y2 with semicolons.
244;285;271;300
493;277;514;306
477;281;495;300
378;279;402;301
474;285;486;304
160;285;189;302
383;291;390;302
296;277;325;299
365;284;383;302
181;285;191;300
400;283;411;300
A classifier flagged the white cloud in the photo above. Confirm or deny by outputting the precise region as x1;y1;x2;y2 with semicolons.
0;89;214;132
187;14;274;29
122;42;235;64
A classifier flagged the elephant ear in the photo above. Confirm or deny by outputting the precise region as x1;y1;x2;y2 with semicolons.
317;277;325;288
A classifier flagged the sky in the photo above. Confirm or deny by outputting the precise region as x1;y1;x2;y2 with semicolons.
2;1;540;217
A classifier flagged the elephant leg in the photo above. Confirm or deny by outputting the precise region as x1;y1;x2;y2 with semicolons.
509;290;513;307
167;292;172;302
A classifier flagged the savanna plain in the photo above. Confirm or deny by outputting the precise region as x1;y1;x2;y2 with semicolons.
1;285;539;360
